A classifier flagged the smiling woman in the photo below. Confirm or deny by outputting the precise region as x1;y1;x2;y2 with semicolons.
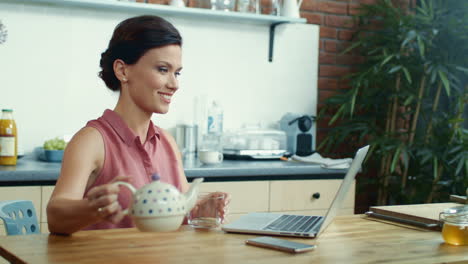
46;15;230;235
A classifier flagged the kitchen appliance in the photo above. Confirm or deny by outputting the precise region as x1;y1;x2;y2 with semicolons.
280;113;315;157
175;124;198;154
222;129;287;160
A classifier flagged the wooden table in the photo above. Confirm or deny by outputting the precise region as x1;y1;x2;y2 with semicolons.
0;215;467;264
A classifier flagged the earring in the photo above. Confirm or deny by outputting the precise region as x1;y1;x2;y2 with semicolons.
122;78;127;82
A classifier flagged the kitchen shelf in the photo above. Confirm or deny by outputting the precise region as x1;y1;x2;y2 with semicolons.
10;0;307;61
14;0;307;25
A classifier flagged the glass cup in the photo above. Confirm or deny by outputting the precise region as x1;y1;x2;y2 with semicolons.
211;0;235;11
260;0;280;15
237;0;259;13
187;192;226;229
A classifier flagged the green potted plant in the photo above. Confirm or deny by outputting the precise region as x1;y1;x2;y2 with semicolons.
319;0;467;206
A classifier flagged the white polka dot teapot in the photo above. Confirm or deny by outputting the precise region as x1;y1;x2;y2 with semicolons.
116;174;204;232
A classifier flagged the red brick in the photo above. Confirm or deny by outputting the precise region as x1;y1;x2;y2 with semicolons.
339;80;352;90
317;1;348;15
325;40;338;52
301;0;318;11
348;3;361;15
338;41;356;54
319;89;342;101
319;65;352;77
319;52;336;64
318;78;339;90
319;40;324;50
326;15;355;28
358;0;378;4
336;54;363;65
320;26;337;39
302;12;323;25
338;30;356;41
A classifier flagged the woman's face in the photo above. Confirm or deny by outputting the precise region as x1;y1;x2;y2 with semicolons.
124;44;182;114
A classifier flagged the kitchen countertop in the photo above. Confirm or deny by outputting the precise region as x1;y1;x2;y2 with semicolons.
0;154;346;186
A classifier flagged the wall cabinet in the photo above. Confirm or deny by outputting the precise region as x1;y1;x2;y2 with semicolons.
1;179;355;234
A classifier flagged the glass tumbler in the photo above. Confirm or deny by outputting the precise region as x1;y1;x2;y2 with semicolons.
211;0;235;11
260;0;280;15
237;0;259;13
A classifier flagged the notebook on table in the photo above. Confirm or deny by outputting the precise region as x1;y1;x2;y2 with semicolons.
222;145;370;238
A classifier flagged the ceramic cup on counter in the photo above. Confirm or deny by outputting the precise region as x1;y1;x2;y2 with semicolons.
199;149;223;165
186;192;226;229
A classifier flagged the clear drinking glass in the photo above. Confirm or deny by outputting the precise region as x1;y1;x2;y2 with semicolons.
260;0;280;15
211;0;236;11
187;192;226;229
237;0;259;13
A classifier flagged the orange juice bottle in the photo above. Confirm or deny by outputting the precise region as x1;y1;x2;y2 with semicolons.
0;109;18;165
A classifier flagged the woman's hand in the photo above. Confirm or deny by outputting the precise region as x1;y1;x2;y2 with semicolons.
191;192;231;224
85;175;130;224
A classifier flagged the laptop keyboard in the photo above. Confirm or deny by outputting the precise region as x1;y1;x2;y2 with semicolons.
262;215;321;233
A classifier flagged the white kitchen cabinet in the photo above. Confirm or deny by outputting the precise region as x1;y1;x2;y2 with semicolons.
198;181;270;214
269;180;355;212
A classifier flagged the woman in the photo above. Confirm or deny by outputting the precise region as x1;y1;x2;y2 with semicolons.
47;15;229;234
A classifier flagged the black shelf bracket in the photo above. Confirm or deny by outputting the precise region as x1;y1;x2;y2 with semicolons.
269;21;289;62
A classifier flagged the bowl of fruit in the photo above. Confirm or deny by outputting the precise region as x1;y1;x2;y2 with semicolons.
43;137;67;162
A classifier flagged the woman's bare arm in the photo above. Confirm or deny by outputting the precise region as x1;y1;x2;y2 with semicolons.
46;127;125;235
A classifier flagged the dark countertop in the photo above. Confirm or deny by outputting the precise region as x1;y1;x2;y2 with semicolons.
0;154;346;186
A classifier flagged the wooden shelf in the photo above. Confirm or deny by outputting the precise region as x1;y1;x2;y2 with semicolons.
15;0;307;25
7;0;308;61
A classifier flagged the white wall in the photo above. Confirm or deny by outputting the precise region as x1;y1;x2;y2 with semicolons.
0;1;318;153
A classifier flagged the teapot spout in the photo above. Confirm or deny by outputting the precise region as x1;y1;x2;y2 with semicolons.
184;178;204;211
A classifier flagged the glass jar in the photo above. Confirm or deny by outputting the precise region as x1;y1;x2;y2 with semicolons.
439;205;468;246
0;109;18;166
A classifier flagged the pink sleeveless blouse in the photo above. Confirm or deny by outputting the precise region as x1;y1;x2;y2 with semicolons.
83;109;184;230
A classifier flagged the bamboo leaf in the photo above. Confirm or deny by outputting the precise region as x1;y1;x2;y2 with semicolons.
455;66;468;74
380;55;394;67
403;95;414;106
438;71;450;96
329;104;346;125
390;146;402;173
350;89;358;116
389;65;402;74
417;35;425;57
402;67;412;83
340;41;362;55
433;157;438;180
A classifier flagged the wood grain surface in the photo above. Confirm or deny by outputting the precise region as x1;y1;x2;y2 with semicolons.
1;215;467;264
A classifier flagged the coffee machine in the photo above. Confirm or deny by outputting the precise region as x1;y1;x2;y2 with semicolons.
280;113;316;156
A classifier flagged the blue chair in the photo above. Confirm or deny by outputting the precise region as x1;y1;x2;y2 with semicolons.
0;200;40;235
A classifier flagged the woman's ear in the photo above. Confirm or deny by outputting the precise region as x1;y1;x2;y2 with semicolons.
113;59;128;83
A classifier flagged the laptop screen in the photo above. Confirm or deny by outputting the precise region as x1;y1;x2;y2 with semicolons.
317;145;369;237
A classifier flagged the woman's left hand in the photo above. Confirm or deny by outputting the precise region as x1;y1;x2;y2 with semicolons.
191;191;231;224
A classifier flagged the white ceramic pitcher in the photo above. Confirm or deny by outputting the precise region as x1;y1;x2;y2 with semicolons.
281;0;303;18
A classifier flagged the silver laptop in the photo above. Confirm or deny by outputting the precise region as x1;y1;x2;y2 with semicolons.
222;145;369;238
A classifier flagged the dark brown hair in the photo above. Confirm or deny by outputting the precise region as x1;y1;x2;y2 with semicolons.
99;15;182;91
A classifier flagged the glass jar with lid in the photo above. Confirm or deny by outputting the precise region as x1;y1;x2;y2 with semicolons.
439;205;468;246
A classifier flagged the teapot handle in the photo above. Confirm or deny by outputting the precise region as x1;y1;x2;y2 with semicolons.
114;181;137;215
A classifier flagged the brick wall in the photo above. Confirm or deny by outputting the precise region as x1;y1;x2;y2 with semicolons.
300;0;374;154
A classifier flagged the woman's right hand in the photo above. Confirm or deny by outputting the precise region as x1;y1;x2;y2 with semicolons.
85;175;130;224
